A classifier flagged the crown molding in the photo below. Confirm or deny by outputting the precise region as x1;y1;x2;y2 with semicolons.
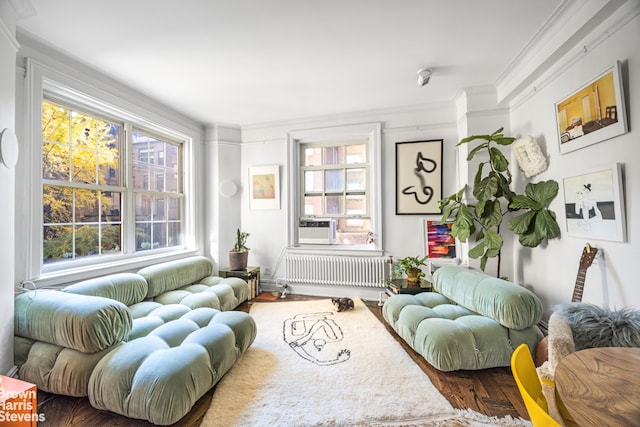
495;0;629;104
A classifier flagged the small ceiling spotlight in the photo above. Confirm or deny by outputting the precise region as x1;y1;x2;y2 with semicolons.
417;68;432;87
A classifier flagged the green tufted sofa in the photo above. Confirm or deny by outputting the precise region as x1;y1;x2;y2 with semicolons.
383;266;543;371
14;256;256;425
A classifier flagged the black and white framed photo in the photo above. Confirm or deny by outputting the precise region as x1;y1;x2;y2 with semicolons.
395;139;443;215
556;61;627;154
562;163;626;242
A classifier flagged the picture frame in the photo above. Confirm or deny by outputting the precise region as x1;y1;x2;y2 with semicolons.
422;219;458;259
249;164;280;210
395;139;443;215
562;163;626;242
556;61;627;154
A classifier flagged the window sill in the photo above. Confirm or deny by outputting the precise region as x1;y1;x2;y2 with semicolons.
32;249;200;289
287;245;384;257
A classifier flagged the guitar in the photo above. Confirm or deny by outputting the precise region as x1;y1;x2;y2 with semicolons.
570;243;599;302
535;243;599;365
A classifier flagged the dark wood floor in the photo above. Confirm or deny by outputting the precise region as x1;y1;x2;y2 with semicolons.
35;295;529;426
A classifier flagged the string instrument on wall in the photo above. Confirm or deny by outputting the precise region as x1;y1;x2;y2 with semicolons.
535;243;600;365
570;243;599;303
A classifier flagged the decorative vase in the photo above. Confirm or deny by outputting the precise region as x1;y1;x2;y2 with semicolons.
228;250;248;270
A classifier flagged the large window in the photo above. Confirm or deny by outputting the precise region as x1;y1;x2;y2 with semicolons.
288;123;382;251
41;99;183;266
301;140;370;244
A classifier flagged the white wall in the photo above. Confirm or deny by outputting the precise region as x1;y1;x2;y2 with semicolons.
240;105;459;284
510;8;640;318
0;1;17;374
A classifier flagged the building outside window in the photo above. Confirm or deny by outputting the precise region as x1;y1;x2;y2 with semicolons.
41;99;184;265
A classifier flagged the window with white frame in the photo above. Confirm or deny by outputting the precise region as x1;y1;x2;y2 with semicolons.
288;123;382;251
41;98;184;266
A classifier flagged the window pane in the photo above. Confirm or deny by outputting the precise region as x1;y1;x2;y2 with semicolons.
304;170;323;192
102;224;121;254
168;197;180;221
303;147;321;166
346;144;366;164
136;223;152;251
326;195;344;214
43;185;73;224
71;147;96;184
98;153;119;186
75;189;99;223
153;223;167;247
346;195;366;215
346;168;365;191
42;102;70;144
168;222;181;247
43;142;70;180
166;144;178;170
166;172;178;193
136;194;152;221
43;225;73;263
333;218;371;245
304;195;323;215
155;197;166;220
103;192;121;222
323;146;344;165
325;170;344;192
74;225;99;257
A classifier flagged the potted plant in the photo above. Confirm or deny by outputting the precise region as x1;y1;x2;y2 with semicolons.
228;228;250;270
394;255;429;286
439;128;561;277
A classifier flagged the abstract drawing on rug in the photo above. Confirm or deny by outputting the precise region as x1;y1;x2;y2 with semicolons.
283;312;351;366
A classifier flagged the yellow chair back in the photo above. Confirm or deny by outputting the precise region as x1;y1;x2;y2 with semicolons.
511;344;561;427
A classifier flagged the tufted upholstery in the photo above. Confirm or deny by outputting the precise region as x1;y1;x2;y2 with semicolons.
383;266;543;371
89;308;256;425
14;256;255;424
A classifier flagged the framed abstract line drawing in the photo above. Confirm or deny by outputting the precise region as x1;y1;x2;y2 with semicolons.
556;61;627;154
562;163;626;242
249;164;280;210
395;139;443;215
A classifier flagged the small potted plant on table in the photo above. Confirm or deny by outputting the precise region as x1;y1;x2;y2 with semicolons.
395;255;429;287
228;228;250;270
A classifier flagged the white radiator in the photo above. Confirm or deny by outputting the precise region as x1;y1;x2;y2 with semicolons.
284;255;388;288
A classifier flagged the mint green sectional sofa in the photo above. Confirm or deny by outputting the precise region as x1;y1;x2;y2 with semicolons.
14;256;256;425
383;266;543;371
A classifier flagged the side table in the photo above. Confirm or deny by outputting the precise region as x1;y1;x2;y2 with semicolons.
219;266;261;299
386;278;432;297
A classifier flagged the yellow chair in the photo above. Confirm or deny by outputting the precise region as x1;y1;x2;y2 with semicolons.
511;344;561;427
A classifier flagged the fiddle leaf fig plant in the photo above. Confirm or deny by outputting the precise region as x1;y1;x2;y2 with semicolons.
440;128;561;276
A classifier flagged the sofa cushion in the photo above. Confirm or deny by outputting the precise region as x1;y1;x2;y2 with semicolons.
432;266;542;330
64;273;148;306
137;256;212;298
14;290;132;353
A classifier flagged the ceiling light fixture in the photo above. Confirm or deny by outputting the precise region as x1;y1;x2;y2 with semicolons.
417;68;432;87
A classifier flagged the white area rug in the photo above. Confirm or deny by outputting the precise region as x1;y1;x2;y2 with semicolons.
202;298;530;427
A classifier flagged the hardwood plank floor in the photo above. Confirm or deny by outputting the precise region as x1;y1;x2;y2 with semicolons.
34;295;529;426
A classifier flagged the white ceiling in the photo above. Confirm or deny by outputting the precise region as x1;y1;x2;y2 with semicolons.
16;0;561;127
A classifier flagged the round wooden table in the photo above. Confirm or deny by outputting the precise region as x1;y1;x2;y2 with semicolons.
555;347;640;427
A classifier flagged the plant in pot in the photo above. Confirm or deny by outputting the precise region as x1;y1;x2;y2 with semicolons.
228;228;250;271
394;255;429;287
439;128;561;277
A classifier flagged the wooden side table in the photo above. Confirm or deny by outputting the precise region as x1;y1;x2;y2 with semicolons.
219;266;261;299
0;375;38;426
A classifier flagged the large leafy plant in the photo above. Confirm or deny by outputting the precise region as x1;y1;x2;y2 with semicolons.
439;128;561;276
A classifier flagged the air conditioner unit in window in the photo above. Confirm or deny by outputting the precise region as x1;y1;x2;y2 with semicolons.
298;219;336;244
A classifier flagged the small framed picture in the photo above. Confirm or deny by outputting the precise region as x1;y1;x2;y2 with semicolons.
249;164;280;210
562;163;626;242
422;219;458;259
395;139;443;215
555;61;627;154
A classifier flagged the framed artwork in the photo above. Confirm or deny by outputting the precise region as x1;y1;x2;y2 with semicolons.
249;164;280;210
395;139;443;215
423;219;457;259
556;61;627;154
562;163;626;242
